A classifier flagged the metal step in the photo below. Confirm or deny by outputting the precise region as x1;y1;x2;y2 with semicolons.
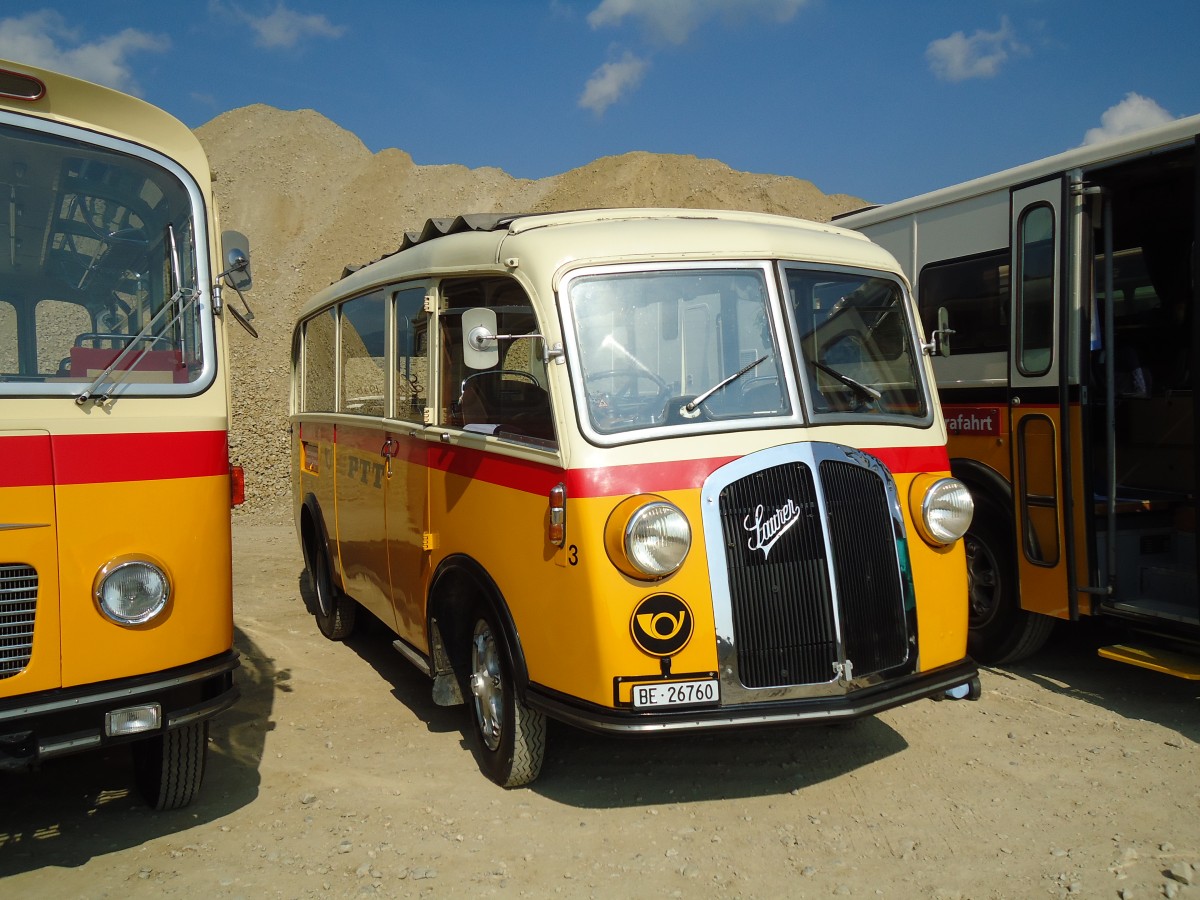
1097;643;1200;680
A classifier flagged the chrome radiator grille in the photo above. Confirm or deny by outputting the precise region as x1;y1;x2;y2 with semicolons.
0;564;38;679
718;457;908;688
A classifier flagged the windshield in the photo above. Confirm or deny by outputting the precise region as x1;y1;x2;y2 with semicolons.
0;119;209;397
783;267;928;420
568;266;790;436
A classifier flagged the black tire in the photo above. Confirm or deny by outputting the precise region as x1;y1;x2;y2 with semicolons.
964;505;1054;664
133;721;208;811
310;535;356;641
467;611;546;787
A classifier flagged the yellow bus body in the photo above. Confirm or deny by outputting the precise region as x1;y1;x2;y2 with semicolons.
291;209;978;786
0;59;244;808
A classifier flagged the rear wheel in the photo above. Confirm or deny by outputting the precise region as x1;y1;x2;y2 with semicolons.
310;535;356;640
965;506;1054;664
467;611;546;787
133;721;208;811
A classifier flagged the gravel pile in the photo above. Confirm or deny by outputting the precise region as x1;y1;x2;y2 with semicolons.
196;105;865;521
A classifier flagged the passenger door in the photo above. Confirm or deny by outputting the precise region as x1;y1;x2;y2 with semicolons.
384;286;433;650
1009;180;1070;619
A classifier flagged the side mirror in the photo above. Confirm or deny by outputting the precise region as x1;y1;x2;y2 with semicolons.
220;230;252;292
935;306;953;357
924;306;954;357
462;307;499;370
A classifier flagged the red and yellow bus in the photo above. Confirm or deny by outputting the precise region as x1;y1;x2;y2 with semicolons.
839;115;1200;679
0;59;254;807
290;209;978;787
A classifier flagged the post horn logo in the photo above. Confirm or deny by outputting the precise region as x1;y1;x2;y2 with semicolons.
630;594;693;657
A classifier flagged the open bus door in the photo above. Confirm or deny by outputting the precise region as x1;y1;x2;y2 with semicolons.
1008;180;1073;633
1082;143;1200;677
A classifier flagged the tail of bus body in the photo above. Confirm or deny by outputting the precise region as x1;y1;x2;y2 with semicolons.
0;59;255;807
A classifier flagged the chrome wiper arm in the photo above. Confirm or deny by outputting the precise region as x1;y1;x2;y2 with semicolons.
74;285;197;405
682;355;768;416
810;359;882;402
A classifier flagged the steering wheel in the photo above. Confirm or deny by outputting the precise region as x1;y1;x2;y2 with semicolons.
584;368;670;427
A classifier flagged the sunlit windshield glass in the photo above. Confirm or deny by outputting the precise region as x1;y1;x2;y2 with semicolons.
0;121;204;392
785;267;927;419
569;268;789;435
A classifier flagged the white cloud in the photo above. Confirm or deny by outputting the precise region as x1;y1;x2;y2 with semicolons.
1082;93;1175;145
579;52;650;115
588;0;811;45
926;16;1026;82
0;11;164;95
208;1;344;50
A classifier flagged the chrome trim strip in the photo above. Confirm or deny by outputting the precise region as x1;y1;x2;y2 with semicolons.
0;523;50;531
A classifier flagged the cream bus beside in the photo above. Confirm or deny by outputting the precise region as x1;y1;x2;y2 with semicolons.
838;115;1200;679
290;208;979;786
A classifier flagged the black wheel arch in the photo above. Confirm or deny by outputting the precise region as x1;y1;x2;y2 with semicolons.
299;492;344;595
951;458;1012;519
428;554;531;700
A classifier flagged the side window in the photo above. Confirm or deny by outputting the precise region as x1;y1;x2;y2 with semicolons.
1017;204;1055;375
35;299;91;376
917;250;1009;355
302;308;337;412
340;290;386;416
440;276;555;446
393;286;429;424
0;300;19;375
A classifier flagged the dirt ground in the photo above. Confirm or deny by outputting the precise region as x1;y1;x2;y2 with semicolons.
1;516;1197;899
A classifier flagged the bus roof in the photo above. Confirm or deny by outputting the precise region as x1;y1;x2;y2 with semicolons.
837;112;1200;228
307;207;901;319
0;57;209;181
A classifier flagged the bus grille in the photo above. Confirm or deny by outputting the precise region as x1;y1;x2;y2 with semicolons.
0;564;38;679
718;460;908;689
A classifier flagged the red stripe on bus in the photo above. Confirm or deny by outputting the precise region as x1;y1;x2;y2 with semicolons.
416;443;950;499
0;435;54;487
52;431;230;484
0;431;230;487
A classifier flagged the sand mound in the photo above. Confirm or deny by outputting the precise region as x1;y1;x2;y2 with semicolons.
196;106;865;517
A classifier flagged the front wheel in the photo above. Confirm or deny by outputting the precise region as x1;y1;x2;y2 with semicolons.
467;612;546;787
133;721;208;810
965;507;1053;664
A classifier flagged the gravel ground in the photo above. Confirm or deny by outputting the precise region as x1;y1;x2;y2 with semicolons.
0;516;1197;899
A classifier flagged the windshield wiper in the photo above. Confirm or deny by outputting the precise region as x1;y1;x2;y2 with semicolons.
681;355;768;418
809;359;881;404
76;223;196;405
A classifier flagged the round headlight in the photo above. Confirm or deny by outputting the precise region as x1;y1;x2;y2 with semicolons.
94;558;171;625
919;477;974;545
605;497;692;580
626;502;691;577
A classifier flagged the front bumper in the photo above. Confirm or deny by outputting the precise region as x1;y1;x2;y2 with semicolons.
0;651;239;770
527;658;978;735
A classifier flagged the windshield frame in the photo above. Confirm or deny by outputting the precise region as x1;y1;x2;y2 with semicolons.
779;262;935;429
561;260;800;447
561;259;935;447
0;109;216;400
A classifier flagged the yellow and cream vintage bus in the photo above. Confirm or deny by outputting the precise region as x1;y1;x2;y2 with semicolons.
0;60;253;807
290;208;979;787
838;115;1200;678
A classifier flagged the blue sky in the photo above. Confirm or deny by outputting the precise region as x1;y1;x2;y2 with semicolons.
2;1;1198;203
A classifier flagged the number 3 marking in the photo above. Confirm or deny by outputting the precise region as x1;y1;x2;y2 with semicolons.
568;545;579;566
